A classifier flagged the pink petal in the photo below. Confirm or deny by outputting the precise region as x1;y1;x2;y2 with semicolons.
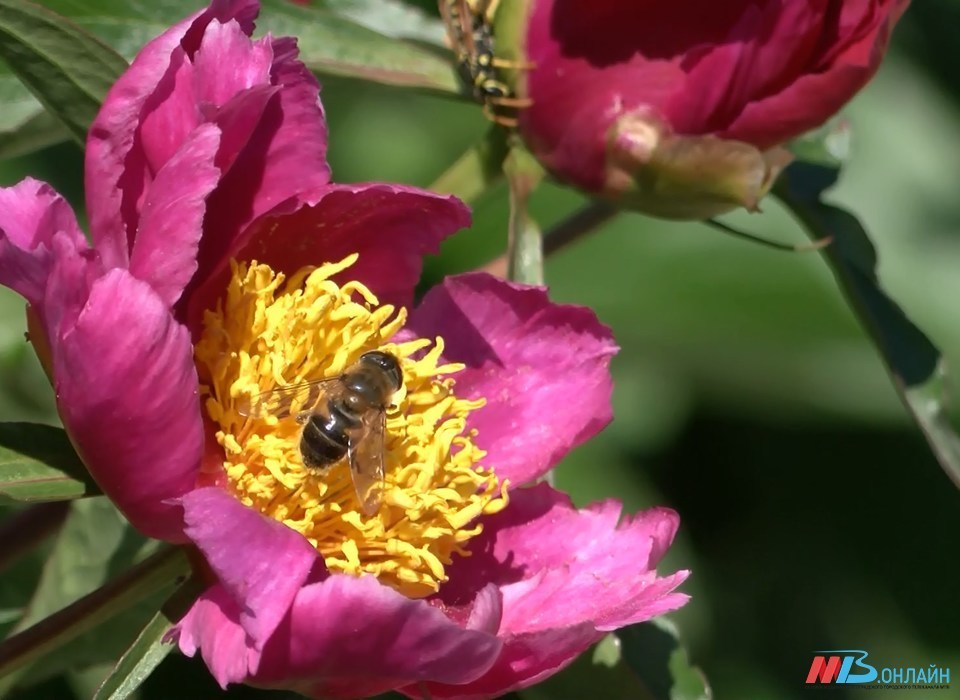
200;34;331;237
252;575;502;698
407;274;617;485
176;583;258;688
0;178;86;251
449;484;689;632
187;35;332;304
133;46;202;183
128;123;222;307
410;624;600;700
54;269;202;542
428;484;689;698
664;2;823;140
0;234;51;307
41;234;101;358
192;19;275;110
176;575;502;696
0;179;88;304
238;184;468;308
85;0;259;269
180;487;318;650
0;181;102;363
136;17;273;172
726;0;909;145
430;582;503;637
185;183;470;335
726;69;865;147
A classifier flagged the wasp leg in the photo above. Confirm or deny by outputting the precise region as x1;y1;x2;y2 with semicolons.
486;113;520;128
490;57;537;71
486;95;534;108
470;0;499;21
482;102;520;127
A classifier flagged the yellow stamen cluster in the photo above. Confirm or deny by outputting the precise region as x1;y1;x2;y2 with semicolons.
194;256;508;598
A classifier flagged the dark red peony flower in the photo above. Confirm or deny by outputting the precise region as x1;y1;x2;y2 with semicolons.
507;0;909;217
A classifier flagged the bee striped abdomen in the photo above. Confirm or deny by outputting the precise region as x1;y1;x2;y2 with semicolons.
302;399;359;468
242;351;401;514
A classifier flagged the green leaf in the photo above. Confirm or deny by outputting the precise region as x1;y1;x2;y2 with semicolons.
618;620;712;700
0;0;177;156
0;78;67;158
54;0;459;93
0;0;461;161
0;109;66;160
0;0;127;146
789;116;852;168
0;500;187;694
314;0;447;45
0;498;128;693
0;423;98;503
93;576;205;700
0;608;21;625
258;0;458;94
775;163;960;490
520;626;710;700
520;634;653;700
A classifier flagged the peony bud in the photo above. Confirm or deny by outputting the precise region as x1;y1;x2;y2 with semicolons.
498;0;909;218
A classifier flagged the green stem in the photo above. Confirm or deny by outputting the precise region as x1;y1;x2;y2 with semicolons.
482;201;619;277
506;191;543;285
542;201;618;257
92;575;206;700
503;143;546;285
705;218;833;253
0;545;191;680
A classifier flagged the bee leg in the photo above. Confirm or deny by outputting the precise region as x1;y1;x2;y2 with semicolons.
295;411;312;425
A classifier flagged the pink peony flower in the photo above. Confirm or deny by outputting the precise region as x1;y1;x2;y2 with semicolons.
0;0;688;697
507;0;909;217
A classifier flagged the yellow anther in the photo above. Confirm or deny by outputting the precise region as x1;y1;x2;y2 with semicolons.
194;257;507;597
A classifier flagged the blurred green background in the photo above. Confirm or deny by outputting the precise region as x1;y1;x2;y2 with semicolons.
2;1;960;699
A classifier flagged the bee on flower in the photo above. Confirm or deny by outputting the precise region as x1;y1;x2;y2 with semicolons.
0;1;688;698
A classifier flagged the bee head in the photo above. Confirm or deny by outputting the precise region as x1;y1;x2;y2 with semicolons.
359;351;403;392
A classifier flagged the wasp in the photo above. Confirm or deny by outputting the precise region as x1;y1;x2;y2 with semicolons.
239;351;403;516
440;0;533;126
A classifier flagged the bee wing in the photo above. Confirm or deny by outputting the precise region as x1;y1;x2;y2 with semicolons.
348;409;386;516
237;378;339;420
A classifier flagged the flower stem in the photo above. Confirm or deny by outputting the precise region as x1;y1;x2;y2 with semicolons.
481;201;619;277
0;545;190;681
506;194;543;285
0;502;69;574
504;143;545;285
92;574;206;700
